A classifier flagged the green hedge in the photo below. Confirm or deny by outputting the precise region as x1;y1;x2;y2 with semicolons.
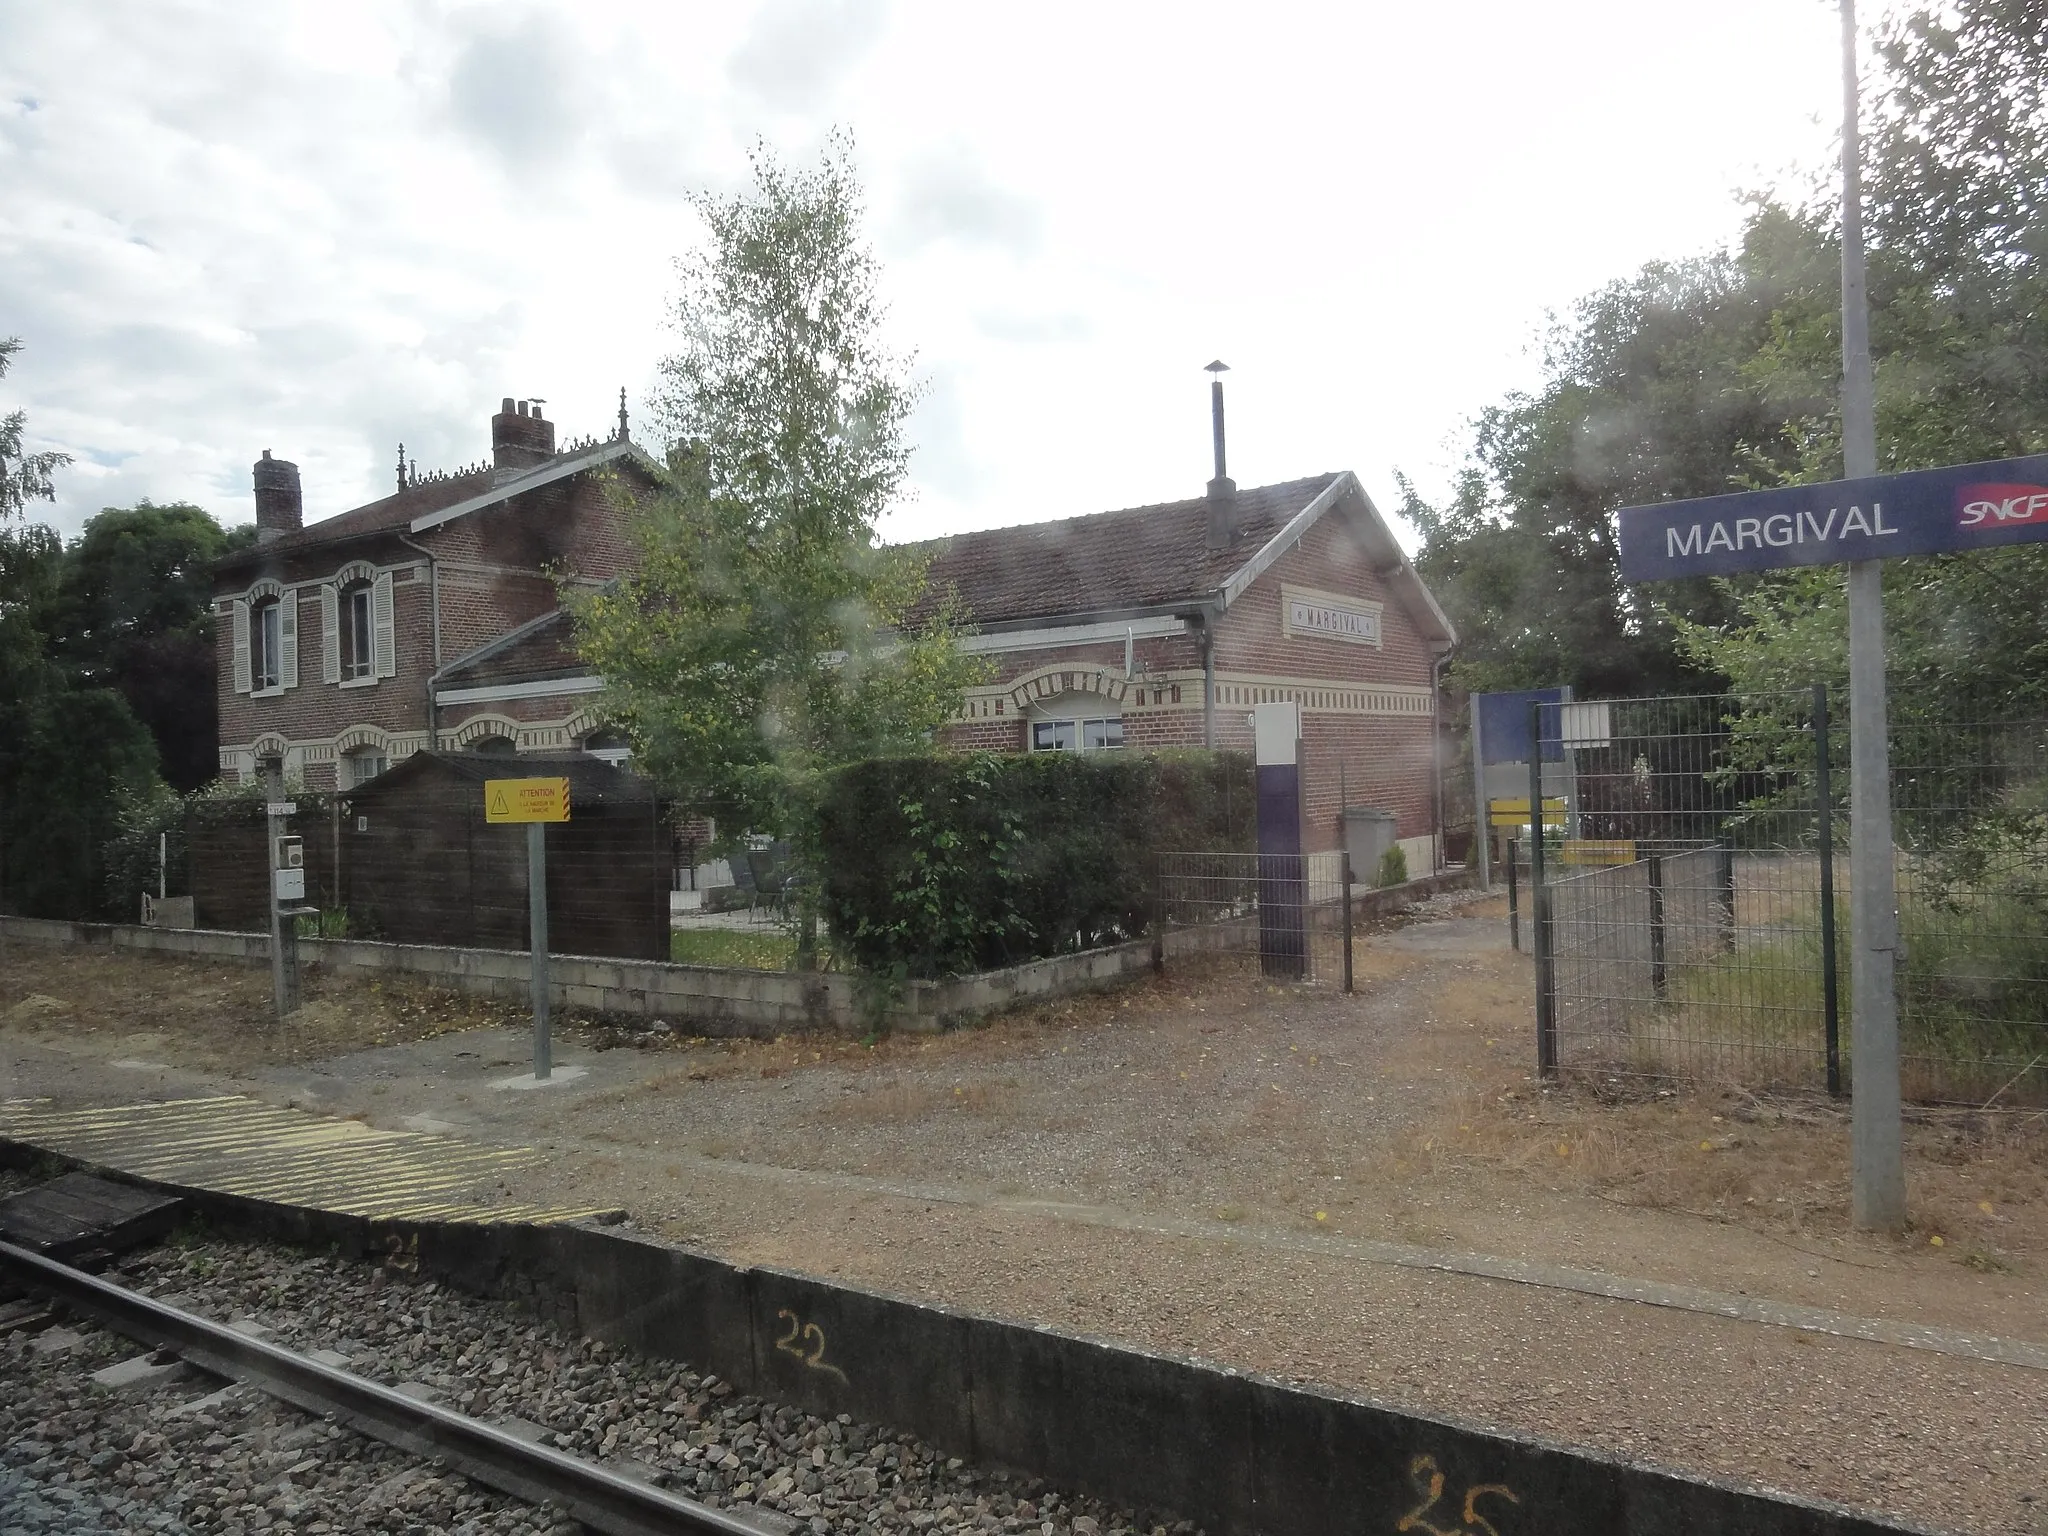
817;750;1252;978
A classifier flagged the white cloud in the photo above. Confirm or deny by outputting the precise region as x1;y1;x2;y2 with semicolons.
446;9;588;169
728;0;890;111
0;0;1843;550
889;147;1040;255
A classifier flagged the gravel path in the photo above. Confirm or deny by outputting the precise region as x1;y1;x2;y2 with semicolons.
0;1206;1193;1536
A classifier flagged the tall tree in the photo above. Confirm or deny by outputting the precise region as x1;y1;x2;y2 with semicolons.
569;137;983;958
1407;205;1838;699
1413;0;2048;718
53;502;253;792
0;337;71;519
1671;0;2048;716
0;340;164;917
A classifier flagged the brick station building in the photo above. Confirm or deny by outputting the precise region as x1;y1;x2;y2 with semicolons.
213;392;1455;866
212;394;657;791
923;470;1456;863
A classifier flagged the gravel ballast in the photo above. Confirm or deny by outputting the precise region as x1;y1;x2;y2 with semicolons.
0;1215;1193;1536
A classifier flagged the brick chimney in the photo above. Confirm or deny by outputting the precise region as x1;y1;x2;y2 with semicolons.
252;450;303;544
492;397;555;481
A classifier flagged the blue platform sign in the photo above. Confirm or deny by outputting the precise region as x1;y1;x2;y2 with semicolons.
1617;452;2048;582
1475;688;1566;764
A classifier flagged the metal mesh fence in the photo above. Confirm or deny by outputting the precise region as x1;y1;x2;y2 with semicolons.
1525;690;2047;1106
1157;850;1354;986
1890;718;2048;1106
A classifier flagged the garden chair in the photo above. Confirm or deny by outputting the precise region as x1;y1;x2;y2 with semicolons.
746;846;802;921
729;852;763;920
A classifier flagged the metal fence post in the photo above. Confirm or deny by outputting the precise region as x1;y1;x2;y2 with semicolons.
1341;852;1354;993
1471;694;1491;890
1151;852;1166;974
1715;844;1736;953
1530;703;1557;1077
1814;683;1842;1097
1506;837;1520;952
1647;853;1666;999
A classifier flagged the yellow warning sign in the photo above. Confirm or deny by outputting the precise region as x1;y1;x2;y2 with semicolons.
484;777;571;824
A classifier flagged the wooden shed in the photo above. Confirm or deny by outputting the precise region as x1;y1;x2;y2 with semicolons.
344;752;669;961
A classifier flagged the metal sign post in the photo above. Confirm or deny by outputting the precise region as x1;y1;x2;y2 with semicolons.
1837;0;1903;1231
1468;695;1490;890
527;821;550;1079
485;777;571;1082
266;800;302;1022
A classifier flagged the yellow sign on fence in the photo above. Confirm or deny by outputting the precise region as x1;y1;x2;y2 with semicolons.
1487;796;1566;828
484;777;571;824
1560;838;1638;867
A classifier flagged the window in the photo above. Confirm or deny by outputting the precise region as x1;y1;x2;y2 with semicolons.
1031;717;1123;752
467;735;518;756
251;599;282;691
340;582;374;681
342;748;388;789
582;728;631;767
322;569;391;686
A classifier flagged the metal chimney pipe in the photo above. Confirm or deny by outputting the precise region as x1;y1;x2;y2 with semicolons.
1204;360;1236;548
1211;378;1227;481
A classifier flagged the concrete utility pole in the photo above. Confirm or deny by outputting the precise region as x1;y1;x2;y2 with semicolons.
1839;0;1905;1230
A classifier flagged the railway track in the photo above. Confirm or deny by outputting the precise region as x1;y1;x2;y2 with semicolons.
1;1237;765;1536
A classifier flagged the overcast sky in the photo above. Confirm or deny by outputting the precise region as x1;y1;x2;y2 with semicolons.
2;1;1849;549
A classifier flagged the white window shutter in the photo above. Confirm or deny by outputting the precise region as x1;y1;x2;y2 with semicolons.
320;584;340;685
279;590;299;690
372;572;396;679
231;599;251;694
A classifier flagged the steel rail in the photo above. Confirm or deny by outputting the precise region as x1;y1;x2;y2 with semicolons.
0;1239;765;1536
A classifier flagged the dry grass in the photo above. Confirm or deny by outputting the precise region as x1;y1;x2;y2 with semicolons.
0;945;528;1072
1390;1067;2048;1267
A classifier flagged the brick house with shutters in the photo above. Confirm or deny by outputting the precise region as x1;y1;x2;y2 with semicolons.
212;394;659;792
918;470;1457;865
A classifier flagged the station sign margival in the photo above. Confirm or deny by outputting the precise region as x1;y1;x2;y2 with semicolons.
1617;452;2048;581
485;777;571;825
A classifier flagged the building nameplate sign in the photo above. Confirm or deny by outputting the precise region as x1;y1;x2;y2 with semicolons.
1281;585;1382;648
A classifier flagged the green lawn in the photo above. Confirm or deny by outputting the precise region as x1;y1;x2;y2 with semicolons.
669;927;799;970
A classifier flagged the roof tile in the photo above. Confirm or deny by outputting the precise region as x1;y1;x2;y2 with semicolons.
910;474;1341;626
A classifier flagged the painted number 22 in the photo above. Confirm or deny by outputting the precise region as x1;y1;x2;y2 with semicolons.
774;1309;849;1385
1396;1455;1519;1536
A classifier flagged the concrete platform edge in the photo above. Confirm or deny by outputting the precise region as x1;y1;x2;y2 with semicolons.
0;1135;1926;1536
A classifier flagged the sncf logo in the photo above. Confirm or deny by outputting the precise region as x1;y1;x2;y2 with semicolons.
1959;483;2048;526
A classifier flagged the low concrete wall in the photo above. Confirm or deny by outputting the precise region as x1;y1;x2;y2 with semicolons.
0;915;1147;1037
0;871;1476;1040
0;1142;1920;1536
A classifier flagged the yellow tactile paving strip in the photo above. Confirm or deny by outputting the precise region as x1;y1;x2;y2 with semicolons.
0;1096;612;1225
